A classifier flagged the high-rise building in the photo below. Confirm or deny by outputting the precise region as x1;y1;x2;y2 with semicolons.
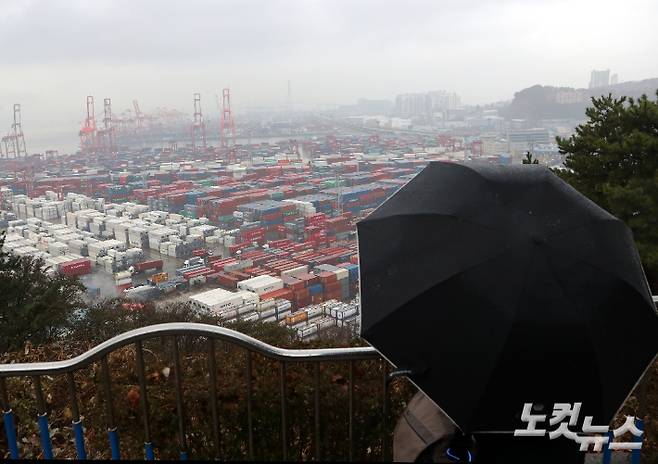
395;93;431;117
610;73;619;85
589;69;610;89
427;91;462;112
394;90;461;117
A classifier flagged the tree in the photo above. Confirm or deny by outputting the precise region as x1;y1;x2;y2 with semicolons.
556;92;658;291
522;151;539;164
0;231;86;352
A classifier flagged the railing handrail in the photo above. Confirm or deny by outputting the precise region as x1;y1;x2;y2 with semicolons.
0;322;381;377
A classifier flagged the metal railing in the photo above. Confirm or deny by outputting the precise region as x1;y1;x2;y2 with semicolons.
1;319;653;461
0;322;388;461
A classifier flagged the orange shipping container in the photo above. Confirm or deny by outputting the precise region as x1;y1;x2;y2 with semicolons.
260;288;294;301
285;311;308;326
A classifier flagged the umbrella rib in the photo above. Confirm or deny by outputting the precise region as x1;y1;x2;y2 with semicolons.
542;240;653;309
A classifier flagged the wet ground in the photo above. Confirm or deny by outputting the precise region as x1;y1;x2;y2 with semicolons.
80;247;205;300
80;240;233;305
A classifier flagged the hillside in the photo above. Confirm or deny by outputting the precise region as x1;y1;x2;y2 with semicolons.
502;78;658;121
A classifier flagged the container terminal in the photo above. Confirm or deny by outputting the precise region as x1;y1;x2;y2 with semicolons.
0;96;506;341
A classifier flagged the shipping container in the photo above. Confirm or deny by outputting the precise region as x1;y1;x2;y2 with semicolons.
58;258;92;276
285;311;308;326
134;259;164;272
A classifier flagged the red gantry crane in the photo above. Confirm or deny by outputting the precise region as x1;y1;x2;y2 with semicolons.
96;98;117;156
191;93;207;150
220;88;236;149
79;96;99;154
220;88;237;162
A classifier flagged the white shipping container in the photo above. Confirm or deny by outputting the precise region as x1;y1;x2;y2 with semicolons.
280;265;309;279
334;268;349;281
242;312;260;323
263;310;291;323
257;299;276;311
259;307;277;319
297;325;318;338
304;306;324;320
336;315;358;328
336;307;358;320
276;300;292;311
315;317;337;332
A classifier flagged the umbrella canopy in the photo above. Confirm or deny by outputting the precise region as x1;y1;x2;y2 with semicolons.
358;161;658;432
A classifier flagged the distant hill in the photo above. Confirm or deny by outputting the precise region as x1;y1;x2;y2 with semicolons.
501;78;658;121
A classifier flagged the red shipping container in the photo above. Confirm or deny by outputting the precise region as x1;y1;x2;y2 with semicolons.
217;272;239;289
323;281;341;292
227;270;250;281
323;290;342;301
59;258;92;276
318;271;337;284
260;288;294;301
295;296;311;309
282;275;305;291
296;272;319;286
294;287;310;299
134;259;164;272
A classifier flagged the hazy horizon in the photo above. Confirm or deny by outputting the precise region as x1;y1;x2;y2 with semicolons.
2;0;658;153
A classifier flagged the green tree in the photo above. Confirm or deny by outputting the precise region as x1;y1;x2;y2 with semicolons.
556;92;658;290
0;231;86;352
522;151;539;164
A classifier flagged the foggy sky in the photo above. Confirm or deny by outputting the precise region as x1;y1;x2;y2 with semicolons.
1;0;658;153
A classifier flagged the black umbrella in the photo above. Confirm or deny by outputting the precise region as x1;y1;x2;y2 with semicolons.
357;161;658;435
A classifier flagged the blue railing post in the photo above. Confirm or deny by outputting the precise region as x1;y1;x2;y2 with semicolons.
33;376;54;459
631;418;644;464
145;442;155;460
108;427;120;460
66;372;87;460
72;419;87;460
2;409;20;459
0;323;383;461
37;413;54;459
602;430;613;464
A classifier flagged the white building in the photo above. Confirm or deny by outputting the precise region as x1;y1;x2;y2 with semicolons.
189;288;259;314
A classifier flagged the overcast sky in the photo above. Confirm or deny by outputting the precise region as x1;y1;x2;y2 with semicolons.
1;0;658;153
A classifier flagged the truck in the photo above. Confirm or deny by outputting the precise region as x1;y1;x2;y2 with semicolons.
183;256;204;267
148;272;168;285
114;270;133;282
